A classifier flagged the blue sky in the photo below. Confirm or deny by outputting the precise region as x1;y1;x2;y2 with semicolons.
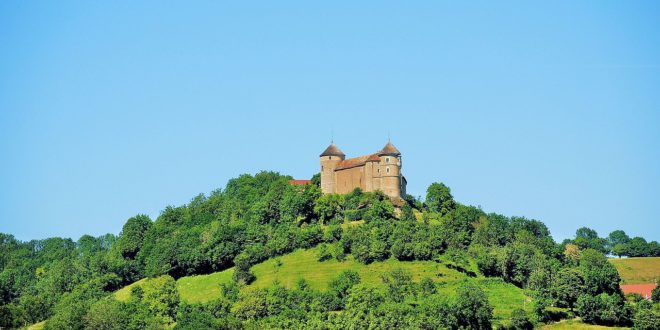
1;1;658;242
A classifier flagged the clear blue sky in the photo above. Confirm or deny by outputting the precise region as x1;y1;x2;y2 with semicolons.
1;1;658;242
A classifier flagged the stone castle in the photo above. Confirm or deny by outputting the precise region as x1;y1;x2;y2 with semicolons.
319;141;407;199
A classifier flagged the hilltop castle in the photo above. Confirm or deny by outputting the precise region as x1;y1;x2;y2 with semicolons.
319;141;407;199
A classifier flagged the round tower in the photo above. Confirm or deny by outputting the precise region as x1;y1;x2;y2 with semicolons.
319;143;345;194
378;141;402;198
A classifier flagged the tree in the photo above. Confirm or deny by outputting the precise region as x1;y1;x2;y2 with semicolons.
84;298;129;330
510;308;533;330
574;227;606;253
579;249;620;295
380;268;415;303
552;268;585;310
425;182;456;216
607;230;630;255
628;237;650;257
117;215;152;260
633;309;660;330
454;282;493;330
328;270;361;304
232;252;255;285
140;275;180;324
651;278;660;303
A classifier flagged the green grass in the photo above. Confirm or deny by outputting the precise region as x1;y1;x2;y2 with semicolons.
609;257;660;284
113;245;532;324
176;269;235;303
114;278;148;302
542;319;629;329
24;321;45;330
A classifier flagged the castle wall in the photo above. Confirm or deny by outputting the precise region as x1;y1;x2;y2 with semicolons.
335;166;366;194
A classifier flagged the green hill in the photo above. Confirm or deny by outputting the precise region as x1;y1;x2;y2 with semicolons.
609;257;660;284
115;245;532;325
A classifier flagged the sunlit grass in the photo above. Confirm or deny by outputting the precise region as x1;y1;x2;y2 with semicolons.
609;257;660;284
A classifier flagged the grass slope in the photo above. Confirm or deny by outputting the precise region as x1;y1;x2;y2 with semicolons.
542;319;629;330
609;257;660;284
114;246;532;324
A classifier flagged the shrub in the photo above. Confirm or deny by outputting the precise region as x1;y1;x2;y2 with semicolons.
317;244;332;262
510;308;533;330
633;309;660;330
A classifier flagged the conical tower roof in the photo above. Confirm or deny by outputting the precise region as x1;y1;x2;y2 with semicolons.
320;143;345;157
379;141;401;156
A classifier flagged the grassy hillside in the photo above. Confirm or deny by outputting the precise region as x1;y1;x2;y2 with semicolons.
609;257;660;284
115;245;532;324
542;319;629;329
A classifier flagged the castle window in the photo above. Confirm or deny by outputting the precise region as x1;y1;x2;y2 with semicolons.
329;156;332;160
322;166;324;171
386;167;390;173
386;157;390;163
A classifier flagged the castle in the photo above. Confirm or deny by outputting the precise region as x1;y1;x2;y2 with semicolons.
319;141;407;199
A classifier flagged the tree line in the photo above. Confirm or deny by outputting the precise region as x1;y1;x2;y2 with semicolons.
0;172;658;329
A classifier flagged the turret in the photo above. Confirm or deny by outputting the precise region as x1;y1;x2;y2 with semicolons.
378;141;402;197
319;143;345;194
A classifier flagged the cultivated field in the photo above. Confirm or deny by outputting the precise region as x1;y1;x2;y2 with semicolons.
609;257;660;284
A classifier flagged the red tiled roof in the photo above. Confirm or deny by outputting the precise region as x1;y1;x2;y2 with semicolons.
288;180;312;185
336;153;380;170
620;284;657;300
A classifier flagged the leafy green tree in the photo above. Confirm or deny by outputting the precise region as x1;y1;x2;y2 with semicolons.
454;282;493;330
380;268;415;303
419;277;436;295
510;308;533;330
573;227;606;253
551;268;585;310
579;249;620;295
425;182;456;216
633;309;660;330
607;230;630;255
651;278;660;303
117;215;152;260
328;270;361;304
314;194;344;224
140;275;180;324
628;237;650;257
232;252;255;285
83;298;129;330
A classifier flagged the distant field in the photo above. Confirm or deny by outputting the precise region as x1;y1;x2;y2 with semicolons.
113;246;532;324
609;257;660;284
542;319;629;330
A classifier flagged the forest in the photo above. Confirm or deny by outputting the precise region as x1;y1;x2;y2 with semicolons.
1;171;659;329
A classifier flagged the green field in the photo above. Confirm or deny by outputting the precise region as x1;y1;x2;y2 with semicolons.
114;246;532;324
542;319;629;330
609;257;660;284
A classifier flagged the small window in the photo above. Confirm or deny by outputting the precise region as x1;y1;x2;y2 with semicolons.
321;166;324;171
329;156;332;160
386;157;390;163
377;168;380;173
386;167;390;173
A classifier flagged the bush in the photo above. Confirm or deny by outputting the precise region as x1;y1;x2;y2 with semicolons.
510;308;533;330
344;209;363;221
317;244;332;262
634;309;660;330
454;282;493;330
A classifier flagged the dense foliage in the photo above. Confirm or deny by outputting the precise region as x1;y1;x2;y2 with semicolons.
0;171;658;329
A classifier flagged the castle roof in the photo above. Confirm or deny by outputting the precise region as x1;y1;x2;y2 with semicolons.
379;142;401;156
319;143;346;157
336;153;380;170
